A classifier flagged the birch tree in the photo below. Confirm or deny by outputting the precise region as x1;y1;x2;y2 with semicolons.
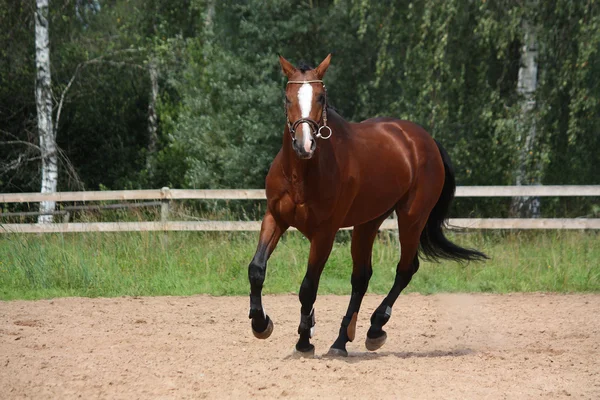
146;59;159;174
35;0;57;223
512;18;540;217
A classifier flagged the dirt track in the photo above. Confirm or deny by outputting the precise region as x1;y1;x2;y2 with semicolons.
1;293;599;399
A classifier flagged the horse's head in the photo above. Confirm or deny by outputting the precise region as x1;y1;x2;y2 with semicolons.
279;54;332;160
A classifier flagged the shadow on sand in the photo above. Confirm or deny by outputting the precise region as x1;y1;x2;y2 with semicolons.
285;348;476;362
329;348;476;363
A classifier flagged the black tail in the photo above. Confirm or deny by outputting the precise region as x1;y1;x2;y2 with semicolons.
419;141;488;263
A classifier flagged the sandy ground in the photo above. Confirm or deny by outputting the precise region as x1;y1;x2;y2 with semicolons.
1;293;599;399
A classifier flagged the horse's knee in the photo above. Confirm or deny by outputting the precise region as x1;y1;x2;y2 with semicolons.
413;256;420;273
351;266;372;294
395;254;419;284
393;267;414;288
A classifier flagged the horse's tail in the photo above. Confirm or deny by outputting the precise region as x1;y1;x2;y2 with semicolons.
419;140;488;263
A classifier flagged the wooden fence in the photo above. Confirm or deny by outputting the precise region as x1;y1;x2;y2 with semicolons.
1;186;599;233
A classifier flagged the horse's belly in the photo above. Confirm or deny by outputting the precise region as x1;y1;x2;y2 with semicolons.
341;185;406;228
340;139;414;227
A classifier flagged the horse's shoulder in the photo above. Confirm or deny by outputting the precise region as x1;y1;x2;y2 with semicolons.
265;152;285;191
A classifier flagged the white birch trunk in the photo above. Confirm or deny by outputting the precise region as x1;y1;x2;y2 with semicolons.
512;19;540;218
35;0;58;223
205;0;215;29
146;60;159;174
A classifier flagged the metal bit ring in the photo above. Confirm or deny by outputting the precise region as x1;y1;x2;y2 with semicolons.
317;125;332;139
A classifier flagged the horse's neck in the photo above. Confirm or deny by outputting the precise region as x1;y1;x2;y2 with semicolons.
282;120;340;204
282;134;310;204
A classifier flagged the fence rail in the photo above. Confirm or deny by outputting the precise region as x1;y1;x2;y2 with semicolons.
1;218;599;234
1;186;599;233
2;185;600;203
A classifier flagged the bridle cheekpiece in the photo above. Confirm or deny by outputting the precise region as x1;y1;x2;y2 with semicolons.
285;80;332;140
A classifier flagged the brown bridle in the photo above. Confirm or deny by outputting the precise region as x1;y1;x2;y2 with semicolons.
285;80;332;140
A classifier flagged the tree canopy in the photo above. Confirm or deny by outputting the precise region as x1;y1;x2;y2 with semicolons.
1;0;599;217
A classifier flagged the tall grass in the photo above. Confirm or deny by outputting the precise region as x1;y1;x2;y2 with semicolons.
0;230;598;300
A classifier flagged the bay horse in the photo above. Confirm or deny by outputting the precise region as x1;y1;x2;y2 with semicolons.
248;54;487;357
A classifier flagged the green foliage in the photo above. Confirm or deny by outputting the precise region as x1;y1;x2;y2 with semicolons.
0;0;201;192
173;0;337;188
0;1;37;191
173;0;600;212
0;0;599;218
536;1;600;183
1;231;598;300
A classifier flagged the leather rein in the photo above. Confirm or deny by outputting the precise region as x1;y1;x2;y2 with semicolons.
285;80;332;140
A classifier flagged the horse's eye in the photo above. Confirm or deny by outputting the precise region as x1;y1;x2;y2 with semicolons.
285;97;291;105
317;94;325;104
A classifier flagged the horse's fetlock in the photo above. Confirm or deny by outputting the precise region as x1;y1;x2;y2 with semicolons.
248;293;265;320
370;305;392;327
297;309;315;334
248;306;264;320
251;314;270;333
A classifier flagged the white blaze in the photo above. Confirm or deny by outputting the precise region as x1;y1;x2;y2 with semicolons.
297;83;313;153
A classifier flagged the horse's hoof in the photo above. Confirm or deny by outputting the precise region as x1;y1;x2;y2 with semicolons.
292;344;315;359
252;317;273;339
365;331;387;351
326;347;348;358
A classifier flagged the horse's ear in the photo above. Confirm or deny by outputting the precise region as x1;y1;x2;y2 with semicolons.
279;55;296;78
315;53;332;79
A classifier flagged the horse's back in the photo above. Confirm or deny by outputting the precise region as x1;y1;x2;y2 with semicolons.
348;117;440;167
356;117;435;144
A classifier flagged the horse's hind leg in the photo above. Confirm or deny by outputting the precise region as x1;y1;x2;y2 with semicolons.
328;214;389;357
365;212;424;351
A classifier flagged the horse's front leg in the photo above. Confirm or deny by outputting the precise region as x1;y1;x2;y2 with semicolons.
294;231;336;357
248;211;288;339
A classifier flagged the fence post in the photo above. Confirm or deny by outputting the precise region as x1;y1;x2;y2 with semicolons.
160;187;171;222
160;187;171;247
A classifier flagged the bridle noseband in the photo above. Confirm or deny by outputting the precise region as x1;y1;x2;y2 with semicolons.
285;80;332;140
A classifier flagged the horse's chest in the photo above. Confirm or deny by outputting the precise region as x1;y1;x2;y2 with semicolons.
274;194;311;231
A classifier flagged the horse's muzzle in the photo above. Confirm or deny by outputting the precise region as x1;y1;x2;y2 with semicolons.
292;136;316;159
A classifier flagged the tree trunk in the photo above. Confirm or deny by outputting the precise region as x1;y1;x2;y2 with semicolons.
146;60;159;175
205;0;215;30
511;19;540;218
35;0;58;223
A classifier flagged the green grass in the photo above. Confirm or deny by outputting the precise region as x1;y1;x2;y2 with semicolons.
0;230;598;300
